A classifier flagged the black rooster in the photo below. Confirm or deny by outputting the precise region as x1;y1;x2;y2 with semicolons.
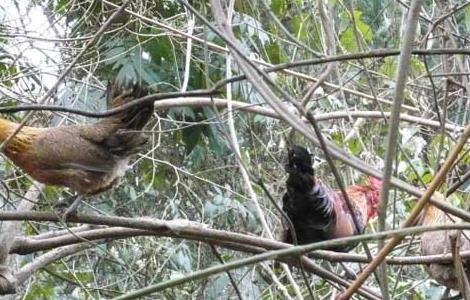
282;145;381;252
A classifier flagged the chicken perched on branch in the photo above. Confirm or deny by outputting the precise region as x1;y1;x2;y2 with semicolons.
0;80;153;216
421;197;470;295
282;145;381;252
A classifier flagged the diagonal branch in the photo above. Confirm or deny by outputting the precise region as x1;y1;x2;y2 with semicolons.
375;0;423;298
4;211;470;299
209;1;306;297
14;243;92;285
339;119;470;299
111;221;470;300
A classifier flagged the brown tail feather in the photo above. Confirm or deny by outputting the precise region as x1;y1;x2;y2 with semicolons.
102;79;153;156
106;80;153;130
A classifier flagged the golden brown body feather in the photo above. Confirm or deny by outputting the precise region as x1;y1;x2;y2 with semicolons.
421;194;470;291
0;81;152;195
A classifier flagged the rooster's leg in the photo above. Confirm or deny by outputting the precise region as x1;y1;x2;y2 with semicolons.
62;195;82;221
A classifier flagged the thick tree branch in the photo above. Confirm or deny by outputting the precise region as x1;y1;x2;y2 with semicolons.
10;225;470;266
14;243;92;285
3;212;470;298
110;220;470;300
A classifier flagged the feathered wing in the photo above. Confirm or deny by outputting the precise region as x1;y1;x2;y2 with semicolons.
321;180;369;252
106;80;153;130
283;178;336;245
283;179;369;252
281;145;380;252
38;81;152;170
282;180;378;251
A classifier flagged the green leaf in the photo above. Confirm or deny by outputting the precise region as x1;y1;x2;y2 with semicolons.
379;57;397;78
264;40;281;64
139;159;169;190
153;0;182;18
0;64;18;87
410;57;425;77
54;0;69;14
466;5;470;31
59;270;93;282
291;14;302;39
331;130;344;146
182;125;203;154
347;138;363;155
355;15;372;42
271;0;285;16
148;37;174;65
23;283;54;300
339;9;372;51
427;133;450;166
339;28;357;52
0;98;16;107
290;12;312;43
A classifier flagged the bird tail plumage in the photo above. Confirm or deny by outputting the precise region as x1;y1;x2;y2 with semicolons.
106;80;153;130
101;80;154;156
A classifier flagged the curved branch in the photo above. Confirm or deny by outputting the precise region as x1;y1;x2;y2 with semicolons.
0;95;464;132
109;220;470;300
14;243;92;285
11;226;470;265
4;212;470;299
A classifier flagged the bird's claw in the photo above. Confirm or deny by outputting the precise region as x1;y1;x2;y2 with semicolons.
61;207;78;223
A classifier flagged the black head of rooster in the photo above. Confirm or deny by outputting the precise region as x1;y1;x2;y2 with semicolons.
285;145;314;176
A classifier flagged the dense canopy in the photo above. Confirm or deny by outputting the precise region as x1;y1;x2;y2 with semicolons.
0;0;469;299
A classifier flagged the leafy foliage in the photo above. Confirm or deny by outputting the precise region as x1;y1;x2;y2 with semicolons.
0;0;469;299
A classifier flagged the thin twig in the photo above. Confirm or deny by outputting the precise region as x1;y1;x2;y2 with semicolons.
375;1;423;298
110;222;470;300
209;245;244;300
339;120;470;299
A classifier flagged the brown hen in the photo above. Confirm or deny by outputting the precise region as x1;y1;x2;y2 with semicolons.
0;80;153;215
421;196;470;293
